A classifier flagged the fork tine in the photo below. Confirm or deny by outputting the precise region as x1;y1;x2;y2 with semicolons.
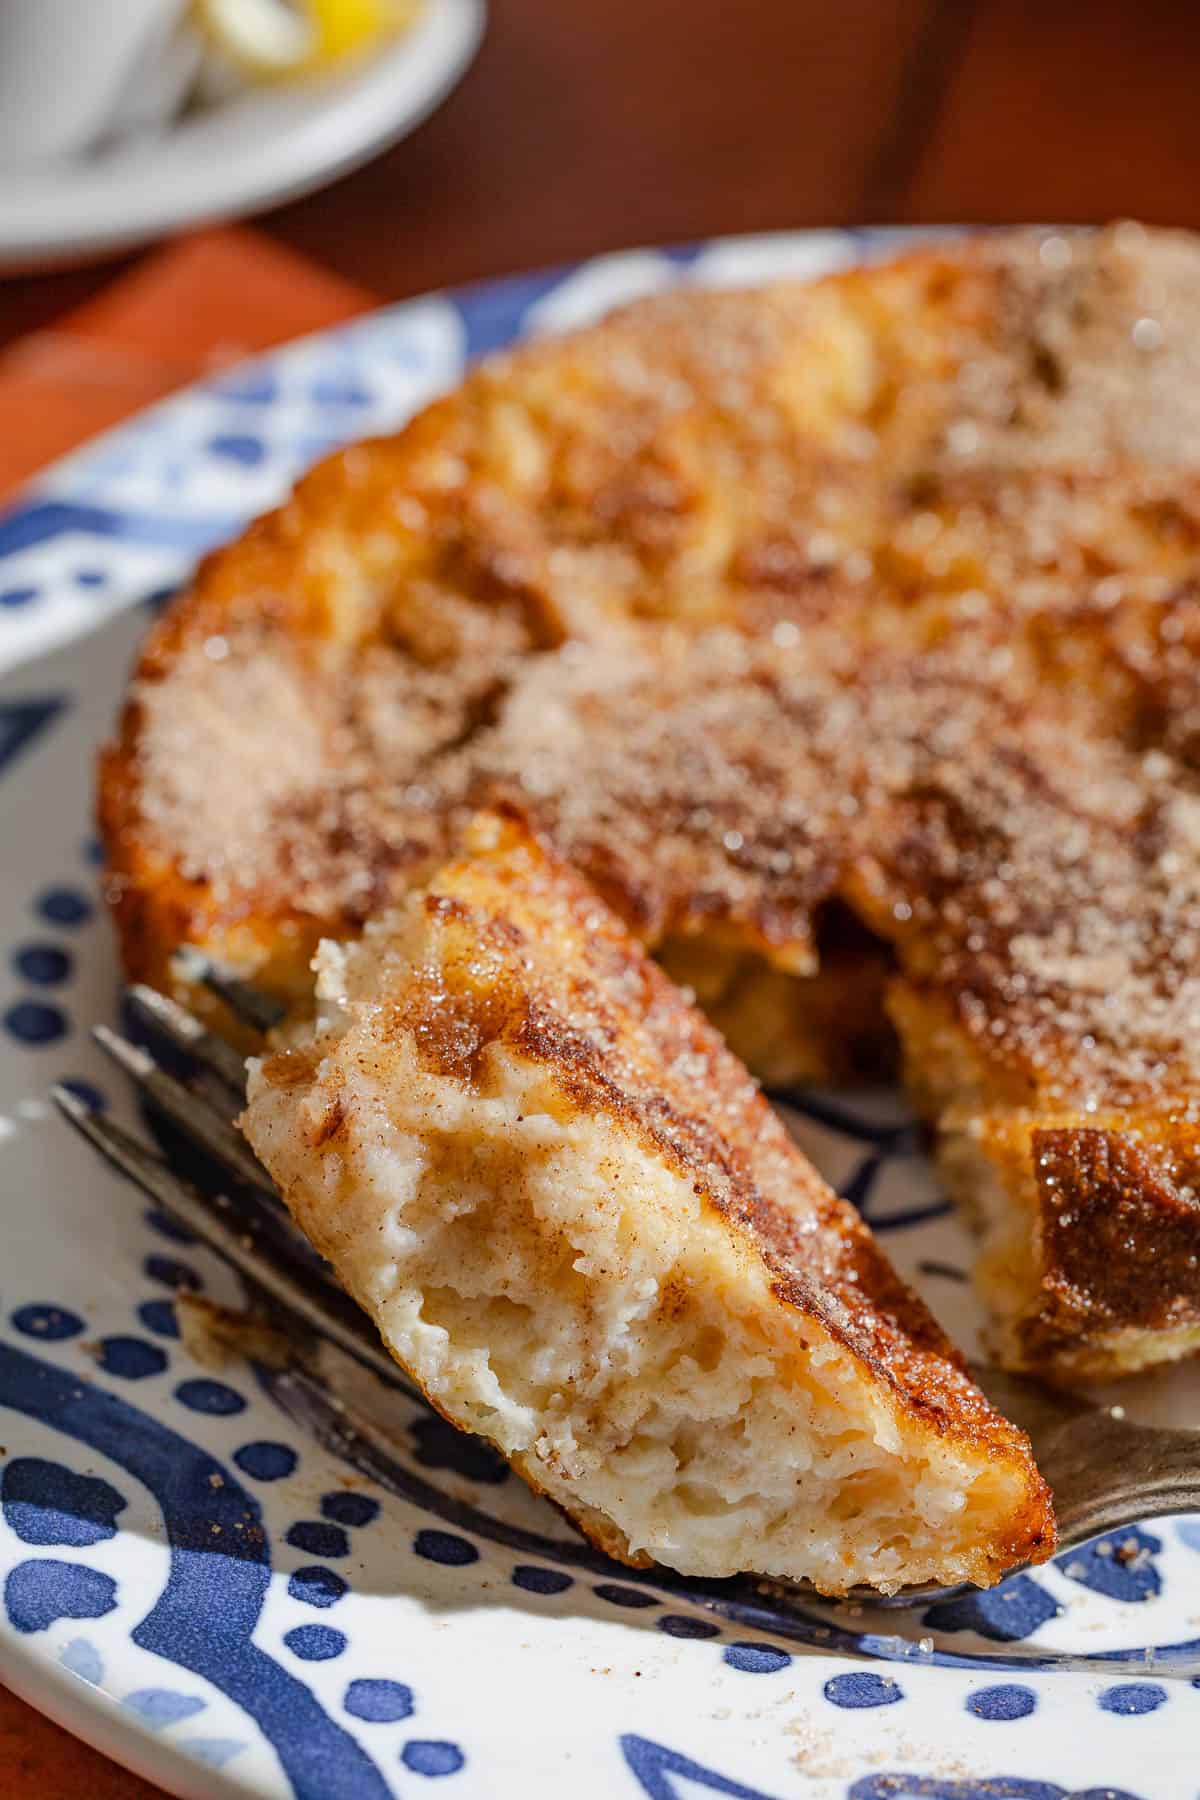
52;1084;413;1396
92;1022;275;1196
57;1076;371;1326
173;947;286;1035
95;1014;349;1295
54;1080;213;1213
126;982;249;1097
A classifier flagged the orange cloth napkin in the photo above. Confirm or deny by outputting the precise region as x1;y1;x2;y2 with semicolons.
0;224;374;1798
0;226;374;501
0;1684;166;1799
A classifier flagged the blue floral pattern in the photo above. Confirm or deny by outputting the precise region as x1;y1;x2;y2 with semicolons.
0;230;1193;1800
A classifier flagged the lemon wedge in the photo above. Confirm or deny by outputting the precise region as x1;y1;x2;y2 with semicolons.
310;0;402;61
194;0;413;80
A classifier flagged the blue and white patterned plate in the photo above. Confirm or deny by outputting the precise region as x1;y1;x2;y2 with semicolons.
1;233;1198;1800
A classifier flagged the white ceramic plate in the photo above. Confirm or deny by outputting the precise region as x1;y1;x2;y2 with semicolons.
0;233;1198;1800
0;0;485;271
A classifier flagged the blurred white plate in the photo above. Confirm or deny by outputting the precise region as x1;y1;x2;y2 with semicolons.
0;0;484;271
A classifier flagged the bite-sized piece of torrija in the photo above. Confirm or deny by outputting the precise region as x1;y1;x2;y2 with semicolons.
242;815;1054;1596
102;224;1200;1382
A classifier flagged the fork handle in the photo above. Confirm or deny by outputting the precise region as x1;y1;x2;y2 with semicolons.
1040;1411;1200;1546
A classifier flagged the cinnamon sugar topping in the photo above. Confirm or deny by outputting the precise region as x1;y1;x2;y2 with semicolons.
100;225;1200;1377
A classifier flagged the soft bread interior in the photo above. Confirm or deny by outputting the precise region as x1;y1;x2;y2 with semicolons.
243;831;1050;1595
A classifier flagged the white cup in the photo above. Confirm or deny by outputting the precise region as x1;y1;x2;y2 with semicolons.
0;0;191;166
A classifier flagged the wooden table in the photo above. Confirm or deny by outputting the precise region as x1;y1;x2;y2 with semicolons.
5;0;1200;1790
9;0;1200;348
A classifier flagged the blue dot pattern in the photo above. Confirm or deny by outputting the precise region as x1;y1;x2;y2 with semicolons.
144;1255;202;1291
284;1625;346;1662
175;1736;245;1767
36;886;93;926
5;1000;66;1044
723;1643;791;1675
344;1679;414;1723
288;1567;349;1610
60;1637;104;1685
234;1441;297;1481
287;1521;350;1559
96;1336;168;1380
175;1378;245;1415
966;1684;1037;1720
13;944;71;985
59;1078;106;1111
0;586;38;608
656;1614;720;1639
593;1583;656;1609
137;1300;179;1339
320;1492;380;1528
414;1530;479;1567
5;1559;117;1634
209;433;266;467
511;1565;573;1596
144;1252;203;1296
1056;1527;1162;1604
922;1572;1059;1642
124;1688;207;1729
401;1740;465;1777
12;1304;83;1340
1098;1683;1168;1716
823;1672;903;1709
2;1458;125;1547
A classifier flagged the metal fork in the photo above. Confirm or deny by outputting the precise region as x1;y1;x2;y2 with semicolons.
52;964;1200;1607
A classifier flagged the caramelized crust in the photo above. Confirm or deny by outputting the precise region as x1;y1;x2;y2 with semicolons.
1033;1128;1200;1354
101;224;1200;1380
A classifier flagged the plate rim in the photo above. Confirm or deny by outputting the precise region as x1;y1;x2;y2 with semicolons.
0;1636;251;1800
